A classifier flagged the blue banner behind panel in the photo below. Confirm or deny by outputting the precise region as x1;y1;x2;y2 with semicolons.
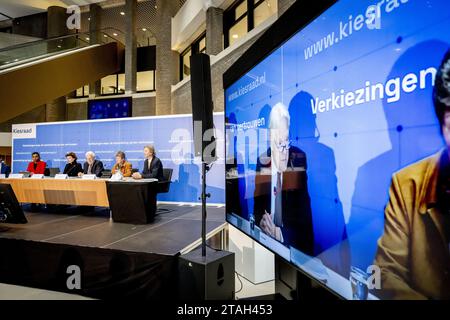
12;114;225;204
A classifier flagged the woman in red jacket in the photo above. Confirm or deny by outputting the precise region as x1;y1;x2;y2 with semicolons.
26;152;46;175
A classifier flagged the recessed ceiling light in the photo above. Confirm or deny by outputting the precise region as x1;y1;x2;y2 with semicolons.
232;34;239;39
142;28;147;31
113;33;118;36
120;11;125;15
104;34;108;37
154;5;157;9
86;37;90;41
88;17;91;21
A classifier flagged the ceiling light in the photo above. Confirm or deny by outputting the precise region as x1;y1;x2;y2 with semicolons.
142;28;147;32
86;37;90;41
154;5;157;9
232;34;239;39
113;33;118;36
104;34;108;37
88;17;91;21
120;11;125;15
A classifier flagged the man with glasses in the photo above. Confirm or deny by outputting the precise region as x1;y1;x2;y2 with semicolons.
253;102;314;255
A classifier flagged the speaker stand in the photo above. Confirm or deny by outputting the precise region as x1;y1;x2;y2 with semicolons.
200;162;211;256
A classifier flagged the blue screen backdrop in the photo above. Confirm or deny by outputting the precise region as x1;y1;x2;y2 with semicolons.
88;97;132;119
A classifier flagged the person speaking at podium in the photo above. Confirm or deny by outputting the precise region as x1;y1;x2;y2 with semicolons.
26;152;46;176
79;151;104;177
63;152;83;177
111;151;132;177
132;145;163;180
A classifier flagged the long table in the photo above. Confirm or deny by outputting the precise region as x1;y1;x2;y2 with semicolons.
0;178;159;224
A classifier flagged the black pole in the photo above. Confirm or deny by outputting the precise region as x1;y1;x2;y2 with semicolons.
201;162;207;256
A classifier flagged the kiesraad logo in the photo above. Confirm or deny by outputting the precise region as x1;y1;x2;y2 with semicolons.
12;124;36;139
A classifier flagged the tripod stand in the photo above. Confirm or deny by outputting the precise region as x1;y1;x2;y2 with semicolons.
200;161;211;256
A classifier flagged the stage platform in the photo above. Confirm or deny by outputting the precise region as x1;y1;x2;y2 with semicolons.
0;203;227;300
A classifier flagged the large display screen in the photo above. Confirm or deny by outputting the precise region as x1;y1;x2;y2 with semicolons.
88;97;132;119
225;0;450;300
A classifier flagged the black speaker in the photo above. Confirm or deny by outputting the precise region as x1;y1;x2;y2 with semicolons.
190;53;216;164
0;184;27;224
178;247;235;300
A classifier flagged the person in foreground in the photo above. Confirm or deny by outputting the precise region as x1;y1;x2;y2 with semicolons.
63;152;83;177
26;152;46;175
78;151;104;178
132;145;163;180
374;50;450;300
111;151;132;177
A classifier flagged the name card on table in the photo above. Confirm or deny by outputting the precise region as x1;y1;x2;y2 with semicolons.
0;174;5;179
82;174;97;180
109;172;123;181
30;174;44;179
54;174;68;180
8;173;24;179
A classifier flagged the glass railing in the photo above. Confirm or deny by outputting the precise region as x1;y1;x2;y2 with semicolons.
0;29;121;71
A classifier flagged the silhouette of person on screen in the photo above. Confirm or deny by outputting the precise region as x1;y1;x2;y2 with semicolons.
226;112;249;219
288;90;349;276
253;102;314;255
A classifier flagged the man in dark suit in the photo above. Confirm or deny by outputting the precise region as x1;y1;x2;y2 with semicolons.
132;145;164;180
0;157;11;177
78;151;104;178
253;102;314;255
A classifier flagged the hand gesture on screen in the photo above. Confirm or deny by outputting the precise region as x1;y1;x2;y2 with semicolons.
260;210;282;242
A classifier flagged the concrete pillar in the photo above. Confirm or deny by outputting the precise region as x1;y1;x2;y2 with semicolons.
47;6;69;38
46;97;66;122
155;0;178;115
46;6;69;122
89;3;102;96
278;0;296;17
125;0;137;94
206;7;223;56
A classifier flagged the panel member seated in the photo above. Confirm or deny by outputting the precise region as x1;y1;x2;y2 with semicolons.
0;157;11;177
63;152;83;177
78;151;104;177
132;145;163;180
26;152;46;175
111;151;132;177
